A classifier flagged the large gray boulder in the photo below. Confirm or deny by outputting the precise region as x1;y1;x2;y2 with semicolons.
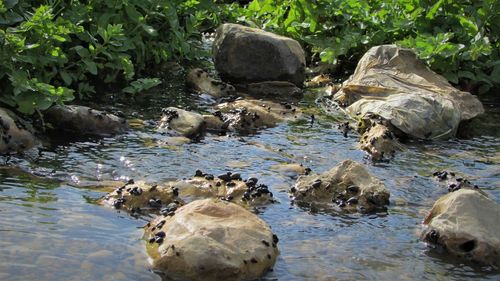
213;23;306;87
421;189;500;266
144;199;279;281
44;105;128;136
0;107;37;154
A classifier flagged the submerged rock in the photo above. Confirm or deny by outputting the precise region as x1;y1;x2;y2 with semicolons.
44;105;128;136
246;81;303;100
213;23;306;86
211;99;300;134
334;45;484;140
173;171;275;206
100;181;183;213
157;107;205;138
291;160;390;213
186;68;236;98
0;108;37;154
144;198;279;281
271;163;311;178
421;189;500;266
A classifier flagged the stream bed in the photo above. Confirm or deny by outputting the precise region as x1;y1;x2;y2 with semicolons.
0;73;499;281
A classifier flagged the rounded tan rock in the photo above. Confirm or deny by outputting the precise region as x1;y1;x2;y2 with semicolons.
421;189;500;266
144;199;279;281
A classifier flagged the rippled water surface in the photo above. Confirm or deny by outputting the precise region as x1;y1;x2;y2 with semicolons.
0;76;499;280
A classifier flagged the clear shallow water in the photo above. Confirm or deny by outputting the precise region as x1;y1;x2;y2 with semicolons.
0;79;499;281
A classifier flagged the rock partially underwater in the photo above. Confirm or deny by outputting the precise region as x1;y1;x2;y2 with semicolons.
210;99;301;134
100;171;276;214
332;45;484;159
421;189;500;267
100;181;183;214
144;199;279;281
44;105;128;136
213;23;306;86
290;160;390;213
0;107;37;154
157;107;206;138
186;68;236;98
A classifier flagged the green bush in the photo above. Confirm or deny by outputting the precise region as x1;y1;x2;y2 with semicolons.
0;0;497;116
232;0;499;93
0;0;224;114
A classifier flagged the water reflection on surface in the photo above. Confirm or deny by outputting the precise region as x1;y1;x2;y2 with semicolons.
0;86;499;280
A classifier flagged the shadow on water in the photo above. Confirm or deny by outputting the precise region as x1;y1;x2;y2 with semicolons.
0;71;499;281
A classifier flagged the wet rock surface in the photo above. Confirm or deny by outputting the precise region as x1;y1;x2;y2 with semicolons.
334;45;484;140
157;107;206;138
291;160;390;213
213;23;306;86
173;170;276;206
186;68;236;97
359;123;403;161
144;198;279;281
211;99;301;134
0;107;37;154
100;181;183;214
44;105;128;136
422;189;500;266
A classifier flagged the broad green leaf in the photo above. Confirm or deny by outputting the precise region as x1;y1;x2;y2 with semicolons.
60;71;72;85
83;59;98;75
426;0;443;20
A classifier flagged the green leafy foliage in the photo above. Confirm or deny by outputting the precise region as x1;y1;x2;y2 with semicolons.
0;0;224;114
231;0;499;93
0;0;497;115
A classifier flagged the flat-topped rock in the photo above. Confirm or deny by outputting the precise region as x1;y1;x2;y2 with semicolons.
213;23;306;86
44;105;128;136
291;160;390;213
421;189;500;266
144;199;279;281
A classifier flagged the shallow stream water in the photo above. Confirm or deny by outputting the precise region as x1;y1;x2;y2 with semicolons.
0;73;499;281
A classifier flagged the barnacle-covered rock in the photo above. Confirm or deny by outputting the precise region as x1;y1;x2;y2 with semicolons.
100;181;183;213
291;160;390;213
359;123;404;161
157;107;205;138
173;171;275;206
421;189;500;266
144;199;279;281
211;99;300;134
